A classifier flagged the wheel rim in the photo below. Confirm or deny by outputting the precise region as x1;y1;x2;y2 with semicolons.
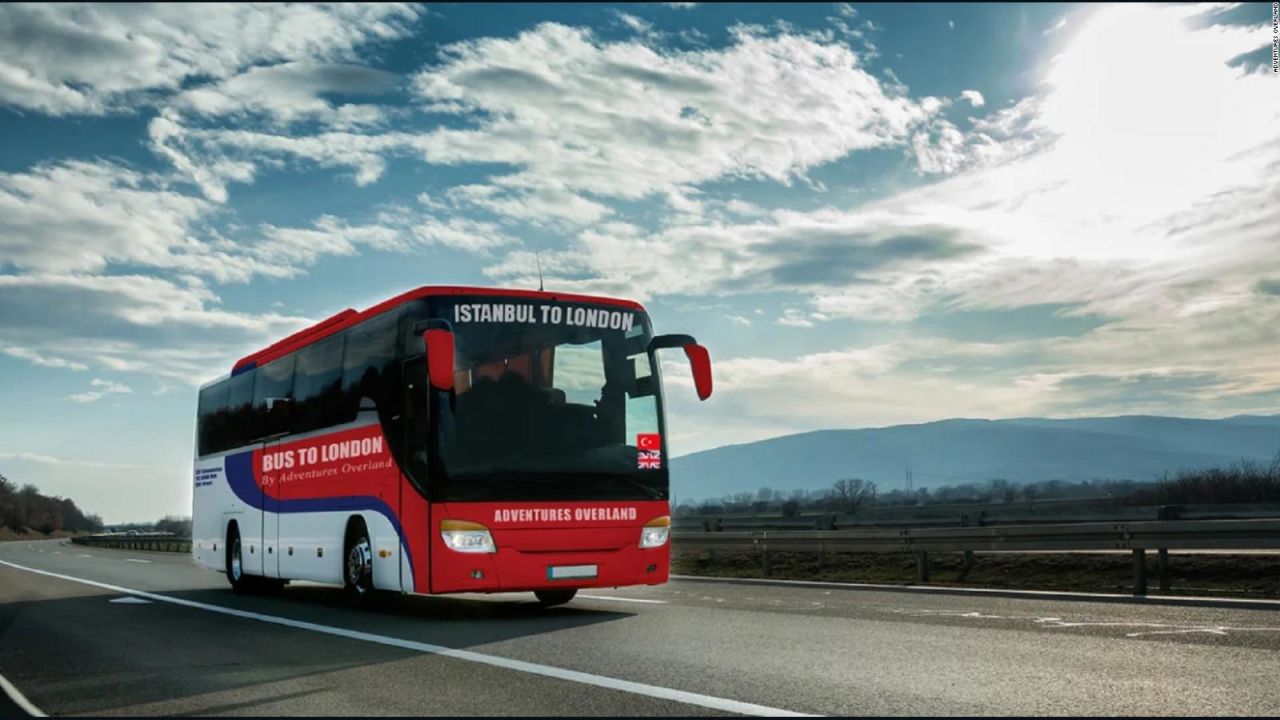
230;538;242;581
347;536;371;593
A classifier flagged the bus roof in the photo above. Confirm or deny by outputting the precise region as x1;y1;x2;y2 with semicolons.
231;285;646;375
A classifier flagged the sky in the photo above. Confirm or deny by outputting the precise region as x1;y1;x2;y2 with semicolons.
0;2;1277;523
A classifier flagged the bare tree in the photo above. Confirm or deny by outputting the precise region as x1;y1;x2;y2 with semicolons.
830;478;876;515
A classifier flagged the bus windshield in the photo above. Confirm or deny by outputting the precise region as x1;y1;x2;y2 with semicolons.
432;298;666;502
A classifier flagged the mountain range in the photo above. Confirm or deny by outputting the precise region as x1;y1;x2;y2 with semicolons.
669;415;1280;501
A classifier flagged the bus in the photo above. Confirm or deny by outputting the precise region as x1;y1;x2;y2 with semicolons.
192;286;712;606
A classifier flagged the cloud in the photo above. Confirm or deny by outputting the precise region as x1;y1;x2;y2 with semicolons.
173;61;400;128
0;3;420;115
148;116;420;202
776;309;815;328
0;273;310;379
0;451;151;471
0;160;228;277
68;378;133;403
2;346;88;371
960;89;985;107
409;23;942;209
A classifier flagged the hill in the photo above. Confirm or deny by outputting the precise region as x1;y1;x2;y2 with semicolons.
670;415;1280;501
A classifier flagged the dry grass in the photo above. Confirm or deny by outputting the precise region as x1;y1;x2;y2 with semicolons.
673;549;1280;598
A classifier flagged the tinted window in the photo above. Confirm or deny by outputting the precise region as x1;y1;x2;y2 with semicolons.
342;311;399;421
292;334;345;434
253;356;295;437
197;381;230;455
225;370;257;449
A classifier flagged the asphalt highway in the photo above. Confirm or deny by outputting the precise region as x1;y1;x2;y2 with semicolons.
1;539;1278;716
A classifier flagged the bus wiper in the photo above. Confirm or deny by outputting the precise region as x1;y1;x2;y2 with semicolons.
612;476;663;500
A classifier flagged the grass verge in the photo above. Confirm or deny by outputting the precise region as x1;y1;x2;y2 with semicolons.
672;549;1280;599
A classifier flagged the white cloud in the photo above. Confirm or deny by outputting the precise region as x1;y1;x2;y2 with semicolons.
0;273;310;379
0;3;420;115
68;378;133;403
2;346;88;371
173;61;399;128
0;451;151;470
0;160;231;278
960;89;985;107
776;309;816;328
410;23;942;206
412;217;519;254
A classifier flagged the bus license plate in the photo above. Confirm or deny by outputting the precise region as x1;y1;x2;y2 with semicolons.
548;564;597;580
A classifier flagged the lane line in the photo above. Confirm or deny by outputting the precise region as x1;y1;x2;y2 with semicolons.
76;554;92;559
124;559;152;564
578;595;668;605
671;574;1280;609
0;559;814;717
0;671;47;717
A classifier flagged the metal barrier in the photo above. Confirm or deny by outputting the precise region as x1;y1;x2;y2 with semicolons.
672;518;1280;595
673;502;1280;533
72;534;191;554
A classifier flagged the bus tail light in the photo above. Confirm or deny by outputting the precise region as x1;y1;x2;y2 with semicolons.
441;519;496;553
639;515;670;548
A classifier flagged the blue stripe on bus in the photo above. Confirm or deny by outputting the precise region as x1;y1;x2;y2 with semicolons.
224;451;415;581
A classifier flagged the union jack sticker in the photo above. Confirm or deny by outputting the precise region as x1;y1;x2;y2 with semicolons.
637;449;661;470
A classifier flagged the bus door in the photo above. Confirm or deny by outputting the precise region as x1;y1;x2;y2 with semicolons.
261;436;285;578
401;357;433;593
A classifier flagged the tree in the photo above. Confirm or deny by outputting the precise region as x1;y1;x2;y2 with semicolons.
830;478;876;515
154;515;192;537
756;487;774;503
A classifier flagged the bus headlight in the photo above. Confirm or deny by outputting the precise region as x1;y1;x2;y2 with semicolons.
639;516;670;548
440;520;496;553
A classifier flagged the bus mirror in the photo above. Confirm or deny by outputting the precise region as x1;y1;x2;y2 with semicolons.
648;334;712;401
683;343;713;401
423;329;455;391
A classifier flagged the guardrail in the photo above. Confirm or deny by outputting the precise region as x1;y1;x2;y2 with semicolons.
672;517;1280;596
72;533;191;553
673;502;1280;532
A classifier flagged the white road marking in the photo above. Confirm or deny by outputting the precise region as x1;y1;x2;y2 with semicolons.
0;559;815;717
0;670;47;717
578;595;667;605
109;597;153;604
124;559;152;564
77;554;93;559
672;574;1280;608
881;607;1280;639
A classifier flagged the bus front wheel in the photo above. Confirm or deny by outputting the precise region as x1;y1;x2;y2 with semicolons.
534;589;577;607
344;520;375;597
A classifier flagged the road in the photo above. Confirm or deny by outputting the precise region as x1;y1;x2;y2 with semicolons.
1;539;1278;716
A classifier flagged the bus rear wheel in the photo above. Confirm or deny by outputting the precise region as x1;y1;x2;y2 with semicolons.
225;525;251;593
534;589;577;607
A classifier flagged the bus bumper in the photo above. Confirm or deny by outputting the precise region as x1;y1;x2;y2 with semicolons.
430;541;670;594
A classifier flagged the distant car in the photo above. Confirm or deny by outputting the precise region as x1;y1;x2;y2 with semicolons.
125;529;138;536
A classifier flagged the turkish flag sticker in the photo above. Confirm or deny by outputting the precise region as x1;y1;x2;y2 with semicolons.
637;433;661;451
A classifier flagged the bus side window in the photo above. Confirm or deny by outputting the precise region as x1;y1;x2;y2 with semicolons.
340;311;399;422
292;333;345;435
225;370;257;450
253;355;295;437
197;380;230;455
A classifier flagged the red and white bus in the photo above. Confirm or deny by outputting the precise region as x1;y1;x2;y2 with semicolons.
192;286;712;606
